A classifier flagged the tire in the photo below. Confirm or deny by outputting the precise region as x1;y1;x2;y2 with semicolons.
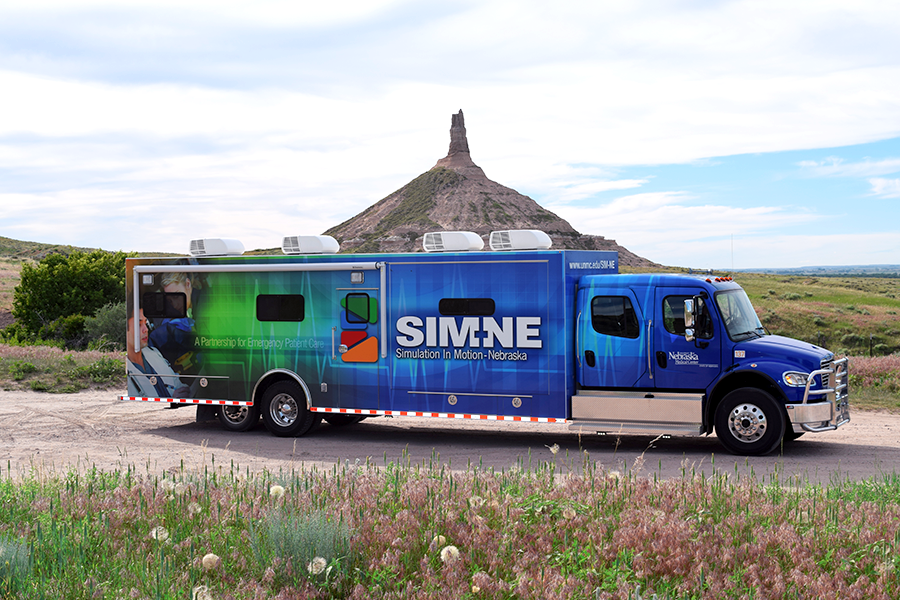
714;388;786;456
324;414;365;427
260;381;317;437
217;403;260;432
784;429;805;442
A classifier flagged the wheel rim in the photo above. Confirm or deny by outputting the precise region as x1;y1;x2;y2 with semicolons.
221;406;248;425
269;392;299;427
728;403;767;443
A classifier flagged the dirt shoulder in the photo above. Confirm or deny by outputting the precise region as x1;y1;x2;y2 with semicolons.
1;388;897;483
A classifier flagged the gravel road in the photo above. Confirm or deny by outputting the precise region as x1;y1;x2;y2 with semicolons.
1;389;897;483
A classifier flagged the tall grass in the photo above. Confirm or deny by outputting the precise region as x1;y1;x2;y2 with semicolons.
2;455;900;599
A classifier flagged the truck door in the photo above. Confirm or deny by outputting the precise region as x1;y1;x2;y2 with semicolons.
577;286;647;388
652;286;721;390
331;282;382;409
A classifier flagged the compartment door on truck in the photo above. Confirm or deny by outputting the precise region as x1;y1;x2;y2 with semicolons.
330;281;382;409
652;286;721;390
577;287;647;387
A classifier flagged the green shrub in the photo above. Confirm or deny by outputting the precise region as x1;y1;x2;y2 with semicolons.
250;510;354;588
84;302;126;350
8;361;38;381
841;334;866;347
0;534;31;596
11;250;128;337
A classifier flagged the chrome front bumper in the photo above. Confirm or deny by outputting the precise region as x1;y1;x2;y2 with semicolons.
785;357;850;433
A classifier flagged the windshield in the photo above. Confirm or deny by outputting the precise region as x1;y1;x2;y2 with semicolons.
715;289;765;341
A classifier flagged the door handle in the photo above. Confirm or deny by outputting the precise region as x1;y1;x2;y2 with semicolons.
656;351;667;369
647;319;653;379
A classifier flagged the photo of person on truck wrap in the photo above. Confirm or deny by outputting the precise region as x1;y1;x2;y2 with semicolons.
148;270;204;377
127;302;191;399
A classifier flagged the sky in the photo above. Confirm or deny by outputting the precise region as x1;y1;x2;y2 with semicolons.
1;0;899;269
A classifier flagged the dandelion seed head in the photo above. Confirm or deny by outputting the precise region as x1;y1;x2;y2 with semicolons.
160;480;176;493
562;507;577;520
201;553;221;570
432;534;447;547
440;545;460;563
472;585;481;593
608;470;621;480
307;556;327;575
188;502;202;516
149;526;169;542
191;584;214;600
269;484;285;499
174;483;188;496
546;443;560;455
469;495;485;508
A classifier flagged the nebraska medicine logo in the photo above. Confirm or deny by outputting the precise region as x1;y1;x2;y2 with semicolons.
669;351;699;365
394;316;541;361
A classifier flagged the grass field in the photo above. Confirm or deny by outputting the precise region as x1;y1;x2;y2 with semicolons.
2;455;900;599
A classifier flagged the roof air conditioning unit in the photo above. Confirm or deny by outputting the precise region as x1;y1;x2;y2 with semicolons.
422;231;485;253
282;235;340;255
189;238;245;257
489;230;553;251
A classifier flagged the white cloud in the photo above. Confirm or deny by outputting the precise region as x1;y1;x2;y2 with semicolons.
799;157;900;177
869;178;900;198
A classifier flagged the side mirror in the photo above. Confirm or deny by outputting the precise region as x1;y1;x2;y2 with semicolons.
684;296;705;342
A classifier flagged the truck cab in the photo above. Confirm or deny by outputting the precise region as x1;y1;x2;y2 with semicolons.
573;273;850;455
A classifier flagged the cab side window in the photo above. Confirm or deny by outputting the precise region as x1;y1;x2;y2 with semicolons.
591;296;640;339
663;295;713;339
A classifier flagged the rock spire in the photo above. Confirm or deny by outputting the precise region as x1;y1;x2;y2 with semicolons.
323;110;655;267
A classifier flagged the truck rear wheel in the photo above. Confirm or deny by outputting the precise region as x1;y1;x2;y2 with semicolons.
217;404;259;432
260;381;319;437
715;388;786;456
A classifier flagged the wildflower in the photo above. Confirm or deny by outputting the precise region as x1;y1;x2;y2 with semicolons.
160;480;176;493
440;545;460;563
174;483;189;496
607;470;621;480
472;585;481;593
192;584;214;600
269;484;285;499
149;526;169;542
188;502;203;516
202;553;221;570
468;496;485;508
307;556;327;575
545;443;560;455
431;534;447;548
562;507;577;520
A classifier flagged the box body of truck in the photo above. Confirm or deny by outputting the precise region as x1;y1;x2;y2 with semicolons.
124;249;615;422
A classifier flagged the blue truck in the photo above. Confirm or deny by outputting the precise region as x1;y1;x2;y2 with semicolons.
121;230;850;456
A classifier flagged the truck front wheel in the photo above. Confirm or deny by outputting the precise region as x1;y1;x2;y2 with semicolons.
260;381;319;437
715;388;786;456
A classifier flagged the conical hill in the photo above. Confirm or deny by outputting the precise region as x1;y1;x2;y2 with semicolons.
325;110;655;268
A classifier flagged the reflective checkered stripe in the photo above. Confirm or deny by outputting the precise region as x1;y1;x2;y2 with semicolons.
310;406;566;423
119;396;253;406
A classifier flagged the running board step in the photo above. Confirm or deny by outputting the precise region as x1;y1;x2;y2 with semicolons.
570;390;704;435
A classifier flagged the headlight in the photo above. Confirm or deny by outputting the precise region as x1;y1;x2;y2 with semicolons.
783;372;809;387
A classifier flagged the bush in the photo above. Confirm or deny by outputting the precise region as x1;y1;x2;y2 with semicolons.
11;250;128;337
84;302;126;350
250;510;354;588
0;534;31;596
